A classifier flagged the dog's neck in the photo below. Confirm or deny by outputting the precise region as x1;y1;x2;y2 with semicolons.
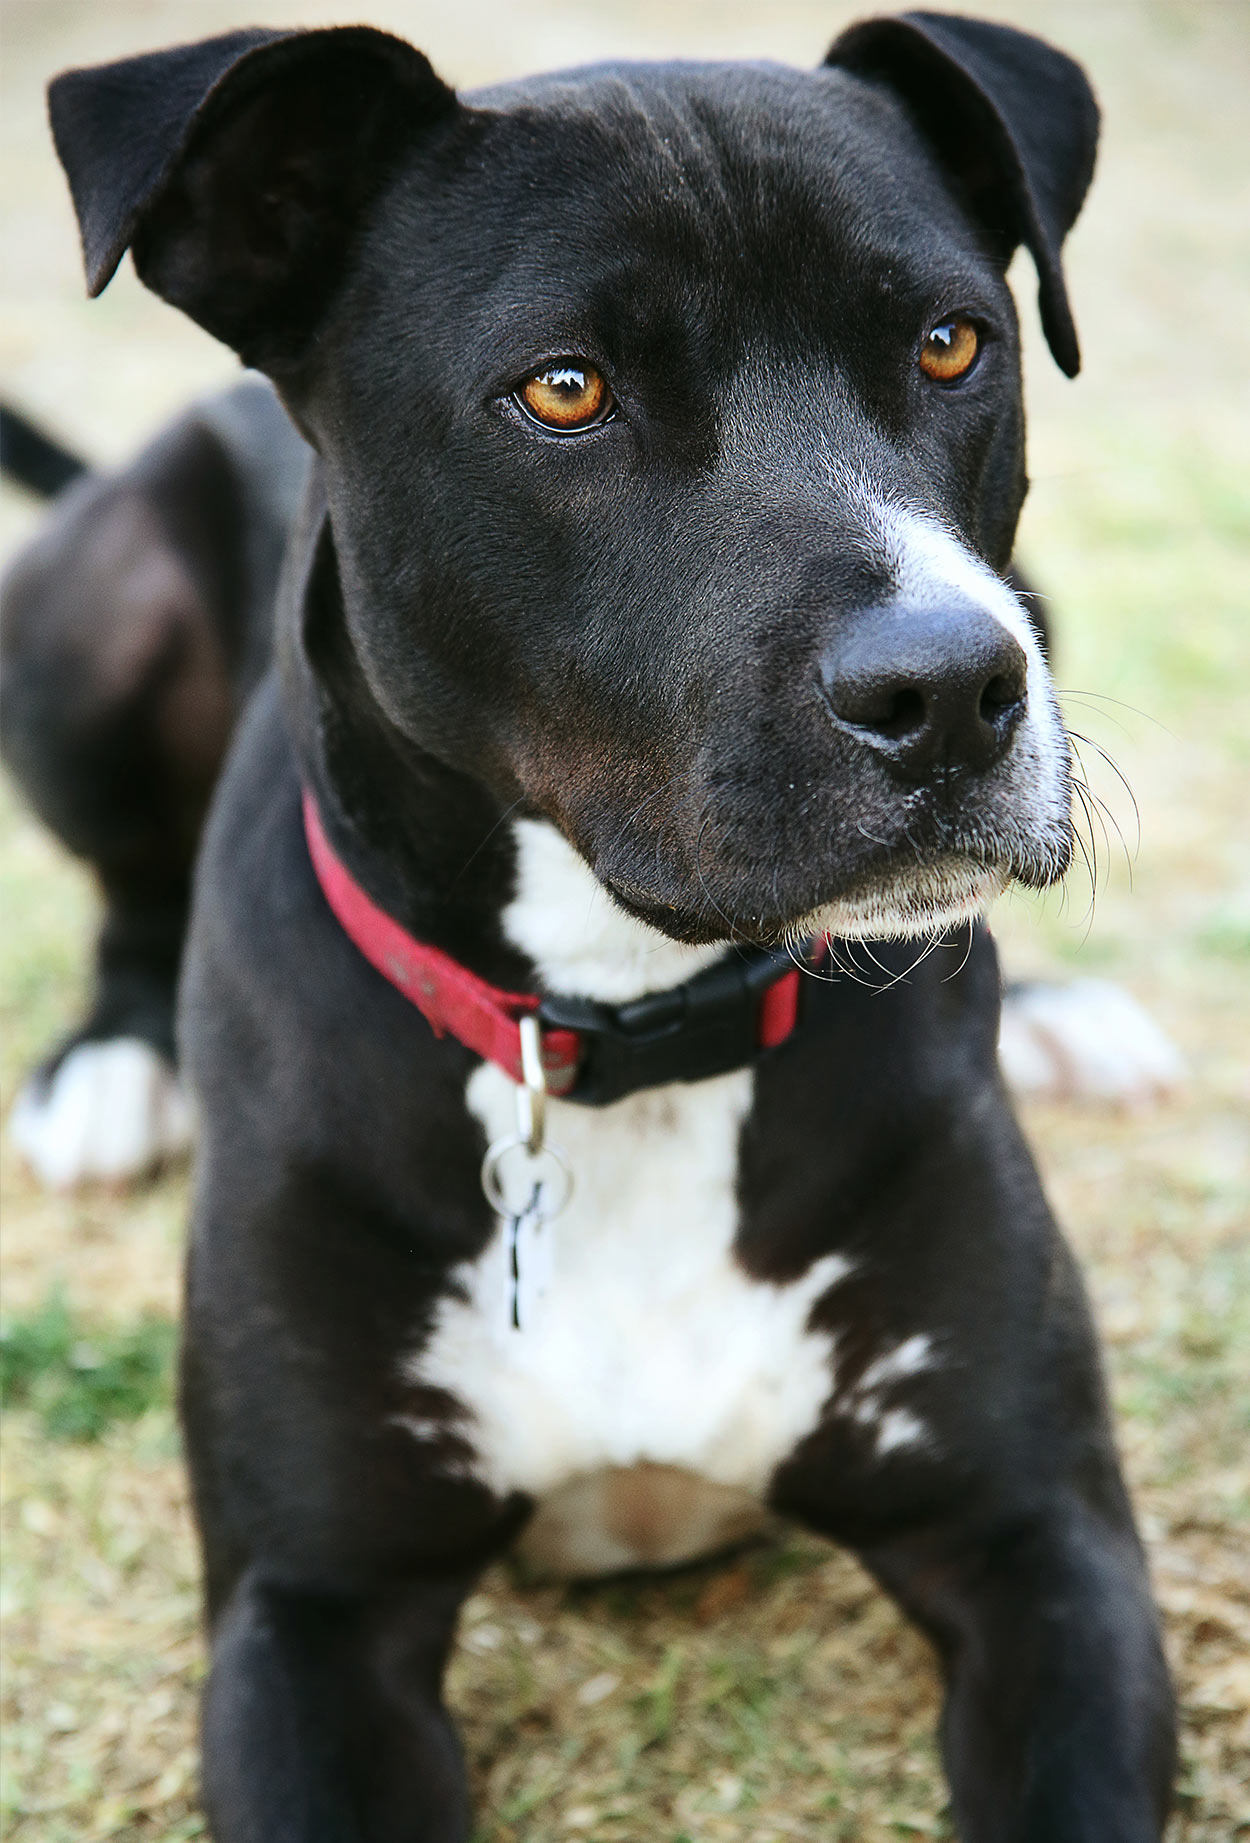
277;487;720;1004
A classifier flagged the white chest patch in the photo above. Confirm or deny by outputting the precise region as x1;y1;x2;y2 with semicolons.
401;821;853;1571
411;1062;850;1504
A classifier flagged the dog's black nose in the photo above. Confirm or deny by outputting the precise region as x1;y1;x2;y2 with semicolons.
819;603;1028;777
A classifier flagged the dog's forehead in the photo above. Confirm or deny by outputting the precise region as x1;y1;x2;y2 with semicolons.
363;58;993;366
462;58;956;230
468;56;845;124
470;56;883;139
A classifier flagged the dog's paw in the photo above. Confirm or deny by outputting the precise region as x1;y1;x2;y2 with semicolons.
998;978;1185;1106
7;1037;194;1188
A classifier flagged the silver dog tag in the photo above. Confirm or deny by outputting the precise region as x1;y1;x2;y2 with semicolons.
506;1185;554;1332
482;1128;570;1335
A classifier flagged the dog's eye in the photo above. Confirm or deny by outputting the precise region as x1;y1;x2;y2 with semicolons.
919;319;980;383
516;361;613;432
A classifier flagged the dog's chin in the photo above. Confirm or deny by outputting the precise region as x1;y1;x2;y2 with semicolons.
787;857;1012;946
604;855;1017;949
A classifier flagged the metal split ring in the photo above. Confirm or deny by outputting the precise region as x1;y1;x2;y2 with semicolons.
480;1136;572;1220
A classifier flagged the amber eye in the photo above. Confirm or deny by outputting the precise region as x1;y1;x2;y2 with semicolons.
919;318;980;382
516;361;612;431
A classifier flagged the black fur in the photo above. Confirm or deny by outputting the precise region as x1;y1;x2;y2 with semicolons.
829;12;1099;376
50;28;457;373
44;14;1173;1841
0;378;307;1077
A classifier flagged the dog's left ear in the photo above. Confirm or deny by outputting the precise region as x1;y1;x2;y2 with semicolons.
48;27;459;373
827;11;1098;376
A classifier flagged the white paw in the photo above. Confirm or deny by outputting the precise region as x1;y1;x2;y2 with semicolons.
999;979;1185;1106
8;1037;194;1188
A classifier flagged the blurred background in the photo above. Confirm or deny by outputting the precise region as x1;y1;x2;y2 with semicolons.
1;2;1247;1839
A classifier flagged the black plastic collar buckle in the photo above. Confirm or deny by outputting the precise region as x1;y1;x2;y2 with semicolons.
539;946;801;1108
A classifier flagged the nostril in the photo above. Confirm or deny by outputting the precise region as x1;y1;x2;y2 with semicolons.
825;677;929;740
979;670;1026;727
873;685;927;741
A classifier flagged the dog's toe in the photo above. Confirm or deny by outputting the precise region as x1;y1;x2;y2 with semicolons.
999;978;1185;1106
8;1037;194;1188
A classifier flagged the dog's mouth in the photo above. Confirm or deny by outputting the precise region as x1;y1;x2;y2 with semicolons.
787;855;1012;945
585;736;1075;949
605;855;1003;945
602;829;1069;949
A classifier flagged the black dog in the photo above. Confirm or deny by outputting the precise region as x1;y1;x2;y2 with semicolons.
43;14;1175;1839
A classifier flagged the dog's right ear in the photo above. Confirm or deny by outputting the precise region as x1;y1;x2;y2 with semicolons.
49;27;458;372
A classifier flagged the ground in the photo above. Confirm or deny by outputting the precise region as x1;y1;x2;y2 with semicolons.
1;1;1247;1838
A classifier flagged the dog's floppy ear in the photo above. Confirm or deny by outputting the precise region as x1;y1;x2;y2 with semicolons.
48;27;458;371
827;11;1098;376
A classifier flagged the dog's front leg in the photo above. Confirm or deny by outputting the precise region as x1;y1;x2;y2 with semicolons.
201;1570;472;1843
861;1496;1175;1843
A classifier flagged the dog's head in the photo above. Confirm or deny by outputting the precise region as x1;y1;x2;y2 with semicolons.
50;14;1097;945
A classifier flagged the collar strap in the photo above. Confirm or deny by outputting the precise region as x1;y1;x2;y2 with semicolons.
303;790;806;1107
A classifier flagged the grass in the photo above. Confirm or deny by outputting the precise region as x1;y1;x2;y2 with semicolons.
0;1295;177;1445
2;0;1249;1838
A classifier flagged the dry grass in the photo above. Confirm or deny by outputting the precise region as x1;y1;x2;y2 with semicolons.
2;1;1248;1838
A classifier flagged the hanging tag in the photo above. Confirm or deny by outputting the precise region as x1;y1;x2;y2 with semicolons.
507;1183;552;1333
481;1136;571;1336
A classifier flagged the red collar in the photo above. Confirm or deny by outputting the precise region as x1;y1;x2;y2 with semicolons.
303;789;804;1105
